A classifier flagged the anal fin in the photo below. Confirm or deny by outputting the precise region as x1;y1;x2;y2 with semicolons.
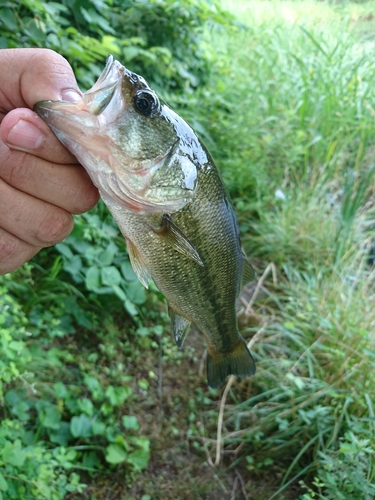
152;214;203;267
168;305;191;349
126;238;152;289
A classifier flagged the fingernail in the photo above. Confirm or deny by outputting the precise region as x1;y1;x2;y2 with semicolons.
61;89;82;102
6;119;44;150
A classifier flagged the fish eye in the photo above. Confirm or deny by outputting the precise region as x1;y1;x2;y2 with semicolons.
134;90;159;117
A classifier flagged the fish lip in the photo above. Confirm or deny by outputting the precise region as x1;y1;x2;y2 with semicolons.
33;100;82;122
88;55;122;92
83;55;125;115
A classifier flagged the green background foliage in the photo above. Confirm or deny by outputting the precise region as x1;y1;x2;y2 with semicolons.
1;0;375;498
0;0;230;91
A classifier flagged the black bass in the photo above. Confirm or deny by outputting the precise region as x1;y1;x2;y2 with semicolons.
35;56;256;388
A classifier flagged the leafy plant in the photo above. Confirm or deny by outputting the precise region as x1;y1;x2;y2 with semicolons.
0;0;231;91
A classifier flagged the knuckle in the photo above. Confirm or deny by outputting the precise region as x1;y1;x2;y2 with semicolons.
35;210;74;245
7;151;33;187
30;49;72;79
0;232;18;263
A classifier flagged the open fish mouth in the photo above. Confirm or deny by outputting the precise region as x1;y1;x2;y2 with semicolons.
83;55;125;116
34;55;126;124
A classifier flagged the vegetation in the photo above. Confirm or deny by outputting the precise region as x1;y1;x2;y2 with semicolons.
1;0;375;498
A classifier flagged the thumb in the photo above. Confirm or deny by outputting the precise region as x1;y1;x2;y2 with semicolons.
0;48;82;111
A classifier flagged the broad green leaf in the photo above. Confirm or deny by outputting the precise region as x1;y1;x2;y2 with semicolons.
56;243;73;259
0;8;18;30
25;20;46;42
86;266;100;290
78;398;94;417
98;247;116;266
11;401;30;421
82;451;101;469
39;405;61;430
123;46;141;61
126;281;146;305
92;421;106;435
37;484;52;498
101;266;122;286
122;415;139;430
49;422;72;447
102;35;121;54
105;386;132;406
84;375;100;392
121;261;137;281
0;474;8;492
65;255;83;276
70;414;92;438
54;382;69;399
105;444;127;464
136;327;151;337
127;448;150;470
2;440;27;467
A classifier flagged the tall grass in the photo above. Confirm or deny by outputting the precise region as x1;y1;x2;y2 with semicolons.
185;2;375;498
195;16;375;197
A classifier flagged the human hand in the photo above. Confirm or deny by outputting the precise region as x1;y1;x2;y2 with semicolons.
0;48;99;275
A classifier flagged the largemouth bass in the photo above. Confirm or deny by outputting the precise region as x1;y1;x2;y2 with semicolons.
35;56;256;388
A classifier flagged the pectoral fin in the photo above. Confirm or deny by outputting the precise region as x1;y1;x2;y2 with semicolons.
126;238;152;288
152;214;204;267
168;305;191;349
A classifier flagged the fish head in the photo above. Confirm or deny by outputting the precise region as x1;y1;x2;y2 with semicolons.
35;56;203;214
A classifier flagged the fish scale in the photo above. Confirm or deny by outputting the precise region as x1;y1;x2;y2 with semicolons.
34;55;256;388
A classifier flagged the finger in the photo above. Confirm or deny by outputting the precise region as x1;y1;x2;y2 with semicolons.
0;48;82;112
0;178;74;247
0;142;99;214
0;111;99;214
0;108;78;164
0;227;41;275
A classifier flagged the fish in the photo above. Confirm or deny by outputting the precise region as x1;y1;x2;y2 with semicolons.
34;55;256;388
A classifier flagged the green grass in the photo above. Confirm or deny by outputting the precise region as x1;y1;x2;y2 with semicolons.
181;1;375;498
2;1;375;499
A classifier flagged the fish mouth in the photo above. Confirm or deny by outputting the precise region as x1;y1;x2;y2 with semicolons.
83;55;124;115
34;54;125;122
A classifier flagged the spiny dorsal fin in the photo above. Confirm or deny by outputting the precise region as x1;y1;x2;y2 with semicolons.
126;238;152;289
152;214;204;267
168;305;191;349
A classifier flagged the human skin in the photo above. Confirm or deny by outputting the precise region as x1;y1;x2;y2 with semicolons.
0;48;99;275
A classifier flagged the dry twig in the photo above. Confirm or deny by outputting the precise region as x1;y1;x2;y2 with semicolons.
245;262;277;316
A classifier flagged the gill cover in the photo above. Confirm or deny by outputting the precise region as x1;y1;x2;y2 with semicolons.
34;55;203;215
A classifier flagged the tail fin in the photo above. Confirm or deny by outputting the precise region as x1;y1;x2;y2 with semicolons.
206;337;256;388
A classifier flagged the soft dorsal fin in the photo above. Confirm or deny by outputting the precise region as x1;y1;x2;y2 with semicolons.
241;251;255;289
126;238;152;288
168;305;191;349
152;214;204;267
